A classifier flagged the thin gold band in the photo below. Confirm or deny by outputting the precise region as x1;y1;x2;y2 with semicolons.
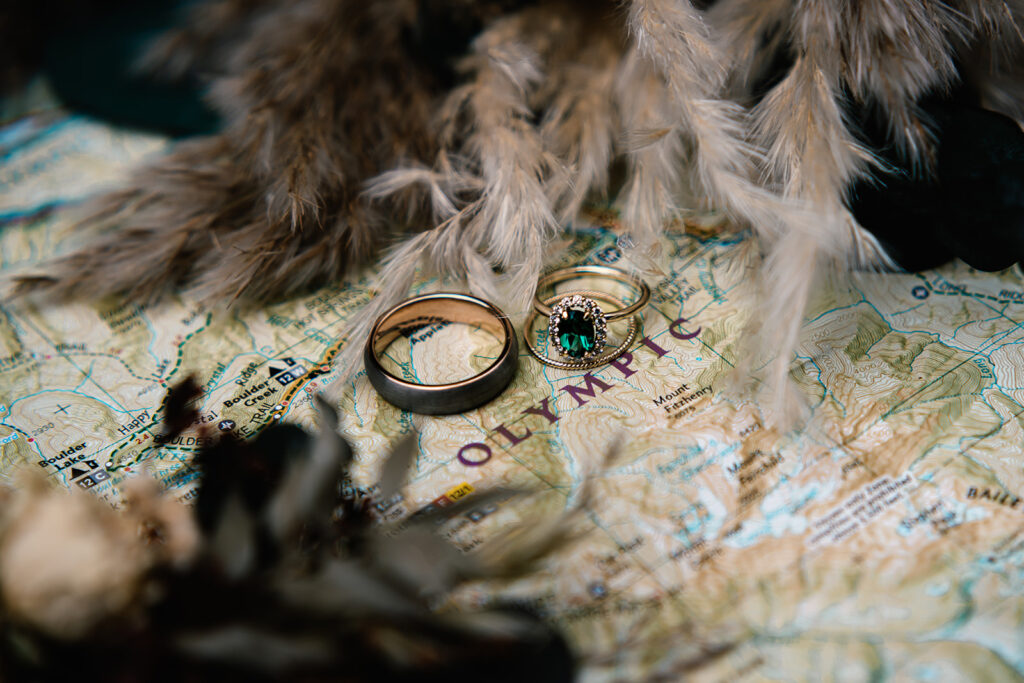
524;291;640;370
533;265;651;320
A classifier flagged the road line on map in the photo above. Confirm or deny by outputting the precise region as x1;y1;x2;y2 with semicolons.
648;304;736;371
202;315;348;396
161;312;212;385
102;315;217;471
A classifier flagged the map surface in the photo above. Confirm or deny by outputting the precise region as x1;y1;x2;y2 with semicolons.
2;111;1024;681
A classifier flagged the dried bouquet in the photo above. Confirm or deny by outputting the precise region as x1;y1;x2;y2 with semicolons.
13;0;1024;418
0;380;582;681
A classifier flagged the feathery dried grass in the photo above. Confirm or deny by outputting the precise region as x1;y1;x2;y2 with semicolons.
622;0;824;419
725;0;1024;418
330;1;624;389
16;0;442;305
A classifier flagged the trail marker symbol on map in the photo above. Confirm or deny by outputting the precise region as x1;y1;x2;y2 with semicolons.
268;357;298;376
268;357;307;385
595;246;621;263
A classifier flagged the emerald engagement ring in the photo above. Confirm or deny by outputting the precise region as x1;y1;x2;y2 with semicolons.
548;293;608;360
525;265;650;369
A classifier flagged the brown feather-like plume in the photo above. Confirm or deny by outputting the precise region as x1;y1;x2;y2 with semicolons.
620;0;828;419
15;0;442;305
364;0;624;301
539;22;622;224
15;138;259;303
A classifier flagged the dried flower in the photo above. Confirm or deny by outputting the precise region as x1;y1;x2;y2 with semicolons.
0;386;582;681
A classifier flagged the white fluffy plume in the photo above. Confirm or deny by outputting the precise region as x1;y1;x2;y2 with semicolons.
622;0;828;418
707;0;1024;418
330;3;622;389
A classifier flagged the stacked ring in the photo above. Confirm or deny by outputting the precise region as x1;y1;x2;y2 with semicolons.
533;265;650;320
527;265;650;367
524;290;641;370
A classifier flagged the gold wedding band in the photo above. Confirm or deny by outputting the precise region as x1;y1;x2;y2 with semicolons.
533;265;651;320
364;293;518;414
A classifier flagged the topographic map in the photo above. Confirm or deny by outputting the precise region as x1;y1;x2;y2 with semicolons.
3;109;1024;682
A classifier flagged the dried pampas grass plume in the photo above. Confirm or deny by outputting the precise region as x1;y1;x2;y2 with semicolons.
707;0;1024;418
15;0;443;305
330;0;625;386
619;0;824;419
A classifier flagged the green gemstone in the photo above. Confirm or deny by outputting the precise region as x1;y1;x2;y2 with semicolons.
558;309;596;358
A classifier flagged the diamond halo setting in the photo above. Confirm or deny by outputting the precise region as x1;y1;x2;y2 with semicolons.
548;294;608;360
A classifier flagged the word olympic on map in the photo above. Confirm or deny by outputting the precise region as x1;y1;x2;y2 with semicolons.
454;316;701;467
